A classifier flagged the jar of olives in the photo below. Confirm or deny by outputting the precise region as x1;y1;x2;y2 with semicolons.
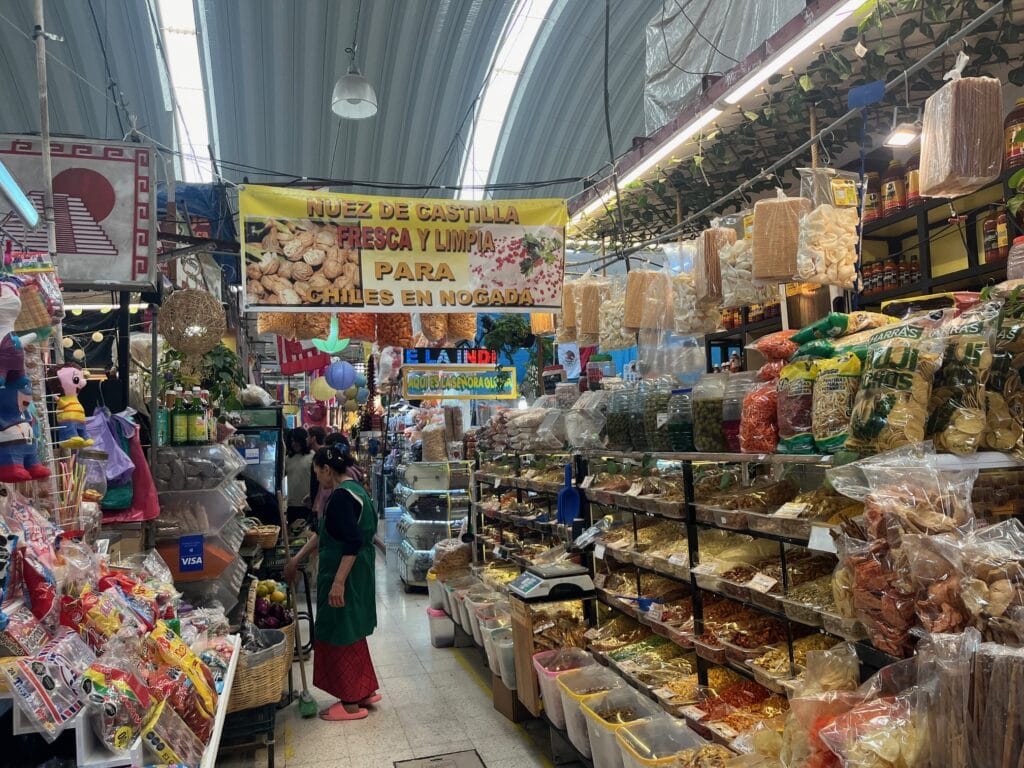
606;386;634;451
667;388;695;451
630;381;651;451
643;377;674;451
692;372;729;452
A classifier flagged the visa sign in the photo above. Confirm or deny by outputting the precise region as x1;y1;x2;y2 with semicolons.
179;534;205;573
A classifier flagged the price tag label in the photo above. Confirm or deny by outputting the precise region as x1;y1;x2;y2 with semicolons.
626;481;645;497
652;686;675;700
808;524;838;553
534;620;556;635
831;177;858;207
774;502;809;519
493;477;501;489
747;573;778;593
580;475;595;489
708;722;740;741
668;554;690;567
680;705;706;721
692;562;718;575
743;213;755;240
594;573;607;589
656;413;669;429
95;538;110;557
647;602;664;622
584;626;602;640
594;543;607;560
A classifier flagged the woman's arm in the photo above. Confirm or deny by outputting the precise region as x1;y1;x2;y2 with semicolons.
284;533;318;583
329;554;357;607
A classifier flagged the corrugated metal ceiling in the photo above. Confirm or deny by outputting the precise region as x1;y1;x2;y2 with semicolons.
0;0;661;202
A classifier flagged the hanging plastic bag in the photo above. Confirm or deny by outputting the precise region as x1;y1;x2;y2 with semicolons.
574;272;610;347
599;276;634;350
752;190;811;282
721;238;777;308
793;168;860;289
624;267;672;332
919;55;1002;198
696;227;735;304
846;311;952;454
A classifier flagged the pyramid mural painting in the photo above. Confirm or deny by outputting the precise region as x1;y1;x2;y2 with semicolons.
1;191;117;258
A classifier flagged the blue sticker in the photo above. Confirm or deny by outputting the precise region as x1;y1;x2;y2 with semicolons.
179;534;205;573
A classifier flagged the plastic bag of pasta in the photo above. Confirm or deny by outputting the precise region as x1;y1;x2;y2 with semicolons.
696;226;735;304
624;267;672;331
847;311;952;453
927;301;1000;454
574;272;610;347
776;360;817;454
813;351;862;453
599;276;633;350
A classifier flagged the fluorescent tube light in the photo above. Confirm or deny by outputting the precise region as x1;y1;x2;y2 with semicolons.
723;0;864;105
0;158;40;228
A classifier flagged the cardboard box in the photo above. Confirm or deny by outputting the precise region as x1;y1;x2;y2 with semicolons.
491;673;530;723
509;596;542;716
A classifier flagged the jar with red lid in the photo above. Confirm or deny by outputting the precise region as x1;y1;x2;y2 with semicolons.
1005;97;1024;170
1008;235;1024;281
882;160;906;217
863;172;882;222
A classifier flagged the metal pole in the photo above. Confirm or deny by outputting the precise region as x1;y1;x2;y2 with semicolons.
32;0;56;262
149;305;160;461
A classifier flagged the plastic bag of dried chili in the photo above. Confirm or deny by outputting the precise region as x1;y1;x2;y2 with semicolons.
740;383;778;453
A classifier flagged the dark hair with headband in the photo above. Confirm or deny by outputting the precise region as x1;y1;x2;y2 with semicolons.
313;446;356;474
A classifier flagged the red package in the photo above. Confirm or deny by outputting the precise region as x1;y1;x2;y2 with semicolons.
757;359;785;382
748;329;799;361
145;662;214;741
23;553;56;623
740;383;778;453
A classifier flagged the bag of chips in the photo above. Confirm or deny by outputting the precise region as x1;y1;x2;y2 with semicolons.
82;655;156;753
794;167;860;289
599;276;634;350
812;352;862;453
927;301;1000;454
144;620;218;740
847;311;951;453
748;329;800;361
792;311;895;344
2;629;95;742
777;361;818;454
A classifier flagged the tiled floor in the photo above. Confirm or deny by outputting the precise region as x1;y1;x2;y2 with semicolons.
219;552;557;767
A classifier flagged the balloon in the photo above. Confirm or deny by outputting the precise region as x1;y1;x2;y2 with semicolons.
344;399;358;412
356;387;369;404
325;360;356;391
345;385;358;399
354;373;367;387
310;376;336;401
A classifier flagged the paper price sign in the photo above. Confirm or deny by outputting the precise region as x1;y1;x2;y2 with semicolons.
580;475;595;489
774;502;809;519
584;627;602;640
625;482;645;497
747;573;778;593
594;543;607;560
594;573;607;589
692;562;718;575
647;602;664;622
808;524;838;553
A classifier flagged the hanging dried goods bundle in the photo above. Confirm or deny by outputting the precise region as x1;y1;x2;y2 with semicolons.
575;275;610;346
446;313;477;343
673;272;721;335
752;194;811;282
696;228;735;303
374;314;414;348
919;75;1002;198
419;313;448;342
795;205;860;288
720;239;776;308
624;269;672;331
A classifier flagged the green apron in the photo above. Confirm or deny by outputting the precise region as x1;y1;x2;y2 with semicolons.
315;479;378;646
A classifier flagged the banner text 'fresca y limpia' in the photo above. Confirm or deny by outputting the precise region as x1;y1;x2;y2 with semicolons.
240;185;566;313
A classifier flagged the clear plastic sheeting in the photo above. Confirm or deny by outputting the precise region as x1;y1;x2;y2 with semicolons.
643;0;805;133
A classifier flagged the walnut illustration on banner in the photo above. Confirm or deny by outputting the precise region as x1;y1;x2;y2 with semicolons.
375;314;414;348
419;313;447;343
446;313;478;343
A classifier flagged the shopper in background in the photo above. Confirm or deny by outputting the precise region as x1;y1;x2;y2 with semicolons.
285;427;313;524
285;446;379;721
307;425;327;509
327;432;365;483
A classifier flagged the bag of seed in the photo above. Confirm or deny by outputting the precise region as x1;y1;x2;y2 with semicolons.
847;310;952;453
777;360;818;454
927;301;1000;454
812;352;862;453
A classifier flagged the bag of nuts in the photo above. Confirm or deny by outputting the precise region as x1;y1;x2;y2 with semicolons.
375;314;414;347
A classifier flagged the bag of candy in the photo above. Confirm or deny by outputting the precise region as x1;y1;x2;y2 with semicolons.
140;699;206;765
81;653;156;753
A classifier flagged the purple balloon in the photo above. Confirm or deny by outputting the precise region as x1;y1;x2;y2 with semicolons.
325;360;356;391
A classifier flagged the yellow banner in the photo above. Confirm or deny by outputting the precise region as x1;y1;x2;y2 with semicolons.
239;185;566;313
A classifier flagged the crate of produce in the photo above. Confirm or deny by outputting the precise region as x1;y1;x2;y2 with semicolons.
693;635;728;665
532;649;596;729
779;595;824;627
581;687;663;768
557;666;626;758
492;627;517;690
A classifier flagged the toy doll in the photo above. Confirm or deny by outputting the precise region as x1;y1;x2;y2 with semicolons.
53;363;93;449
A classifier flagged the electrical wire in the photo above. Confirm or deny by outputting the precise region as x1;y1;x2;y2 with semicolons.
659;0;727;78
672;0;740;64
86;0;126;137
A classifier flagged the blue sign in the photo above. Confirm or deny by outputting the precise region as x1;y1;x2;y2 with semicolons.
179;535;205;573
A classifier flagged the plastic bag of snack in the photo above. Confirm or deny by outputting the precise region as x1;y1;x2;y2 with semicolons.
919;66;1002;198
748;330;799;361
140;699;206;765
0;599;50;656
23;552;58;625
82;654;155;753
673;270;721;335
740;383;778;454
847;311;951;453
574;272;610;347
927;301;999;454
752;190;812;282
794;167;860;289
0;517;18;620
812;352;862;453
419;313;448;343
561;279;577;332
144;620;218;739
721;237;778;308
818;689;926;768
777;361;817;454
4;493;59;568
374;313;413;347
792;311;895;345
599;276;634;350
447;313;478;343
791;326;879;362
624;267;673;331
2;628;95;742
757;359;786;382
697;227;736;304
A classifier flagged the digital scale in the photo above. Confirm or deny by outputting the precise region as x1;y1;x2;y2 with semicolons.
508;562;595;602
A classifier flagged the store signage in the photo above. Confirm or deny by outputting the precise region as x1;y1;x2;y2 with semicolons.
403;347;497;366
178;535;205;573
239;185;566;313
402;365;517;400
0;135;157;289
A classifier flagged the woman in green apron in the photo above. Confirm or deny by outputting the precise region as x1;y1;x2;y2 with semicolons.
285;446;379;720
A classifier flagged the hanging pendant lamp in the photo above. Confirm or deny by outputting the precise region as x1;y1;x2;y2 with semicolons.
332;0;377;119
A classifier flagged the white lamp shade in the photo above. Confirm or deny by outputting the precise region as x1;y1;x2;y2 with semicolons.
332;70;378;119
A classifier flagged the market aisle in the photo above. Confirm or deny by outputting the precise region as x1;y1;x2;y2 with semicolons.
232;553;556;767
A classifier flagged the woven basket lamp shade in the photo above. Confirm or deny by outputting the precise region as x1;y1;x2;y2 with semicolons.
160;288;226;356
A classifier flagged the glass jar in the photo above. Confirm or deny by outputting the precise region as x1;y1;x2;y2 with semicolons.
79;449;109;504
667;388;695;452
882;160;906;217
644;377;674;451
606;387;634;451
723;372;759;453
1008;236;1024;281
1005;97;1024;170
904;155;921;207
863;172;882;222
692;373;729;452
630;382;651;452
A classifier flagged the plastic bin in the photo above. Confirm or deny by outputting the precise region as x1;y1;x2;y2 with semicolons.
427;607;455;648
464;587;500;647
582;687;665;768
480;617;509;672
557;666;626;758
532;649;596;729
427;572;445;610
616;717;710;767
492;627;517;690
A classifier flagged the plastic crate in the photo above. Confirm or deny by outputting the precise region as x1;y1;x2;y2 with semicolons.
221;704;276;743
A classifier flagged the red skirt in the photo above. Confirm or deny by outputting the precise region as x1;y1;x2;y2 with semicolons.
313;638;380;704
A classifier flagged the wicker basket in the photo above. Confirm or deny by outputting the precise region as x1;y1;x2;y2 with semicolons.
228;581;296;713
243;524;281;549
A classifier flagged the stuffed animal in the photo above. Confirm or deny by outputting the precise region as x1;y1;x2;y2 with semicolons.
53;363;93;449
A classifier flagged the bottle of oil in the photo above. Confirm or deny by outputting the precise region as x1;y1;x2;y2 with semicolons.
171;386;189;446
188;386;208;444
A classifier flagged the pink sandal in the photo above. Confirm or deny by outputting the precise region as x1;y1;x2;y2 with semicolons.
359;693;382;706
319;703;369;721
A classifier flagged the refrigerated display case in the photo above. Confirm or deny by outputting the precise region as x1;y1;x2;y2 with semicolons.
227;407;285;496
